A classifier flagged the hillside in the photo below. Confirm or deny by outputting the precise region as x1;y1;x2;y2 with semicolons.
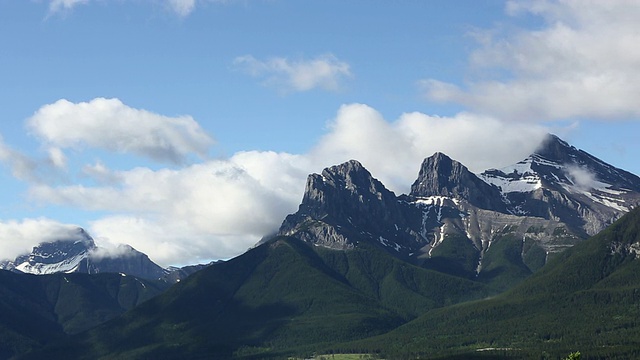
0;271;167;359
346;206;640;359
24;236;496;359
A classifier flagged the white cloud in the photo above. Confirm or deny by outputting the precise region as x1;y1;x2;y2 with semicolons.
27;98;214;164
167;0;196;17
422;0;640;122
21;103;549;266
234;54;353;93
311;103;548;193
47;0;233;17
0;218;84;261
28;152;312;266
566;165;599;191
48;0;89;14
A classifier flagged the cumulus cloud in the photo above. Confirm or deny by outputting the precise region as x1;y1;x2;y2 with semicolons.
20;103;549;266
421;0;640;122
0;218;84;261
28;152;312;265
27;98;214;164
311;103;548;193
234;54;353;93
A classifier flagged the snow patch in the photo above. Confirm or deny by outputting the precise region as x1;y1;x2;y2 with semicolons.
15;251;89;275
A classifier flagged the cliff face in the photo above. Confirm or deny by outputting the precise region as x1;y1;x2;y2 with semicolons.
410;152;507;212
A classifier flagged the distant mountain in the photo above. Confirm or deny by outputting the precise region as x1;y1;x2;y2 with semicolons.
0;228;209;282
348;205;640;359
0;270;168;359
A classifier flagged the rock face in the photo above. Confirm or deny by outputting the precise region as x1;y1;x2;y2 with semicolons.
275;134;640;285
480;134;640;236
0;228;202;282
278;160;422;253
411;152;507;212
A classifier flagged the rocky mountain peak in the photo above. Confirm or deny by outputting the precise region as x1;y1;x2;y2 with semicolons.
318;160;380;194
410;152;506;211
278;160;417;250
17;228;95;266
299;159;395;218
534;134;575;163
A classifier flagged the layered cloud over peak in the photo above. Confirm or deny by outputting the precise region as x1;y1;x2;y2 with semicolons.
311;104;547;193
27;98;214;164
0;219;85;260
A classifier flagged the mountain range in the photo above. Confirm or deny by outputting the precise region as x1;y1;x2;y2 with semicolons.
0;228;209;283
276;134;640;289
2;134;640;359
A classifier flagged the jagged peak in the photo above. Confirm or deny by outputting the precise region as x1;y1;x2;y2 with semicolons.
320;159;368;179
411;152;507;211
410;152;474;196
533;134;579;164
308;159;388;197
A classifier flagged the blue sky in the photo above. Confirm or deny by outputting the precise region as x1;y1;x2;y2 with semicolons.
0;0;639;266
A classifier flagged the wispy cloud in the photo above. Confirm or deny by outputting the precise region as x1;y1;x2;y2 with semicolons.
48;0;89;14
47;0;235;18
167;0;196;17
0;136;67;184
421;0;640;122
27;98;214;164
234;54;353;93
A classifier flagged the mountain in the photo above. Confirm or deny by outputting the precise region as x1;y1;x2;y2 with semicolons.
277;134;640;289
0;228;207;282
0;270;168;359
347;205;640;359
11;134;640;359
480;134;640;235
24;236;493;360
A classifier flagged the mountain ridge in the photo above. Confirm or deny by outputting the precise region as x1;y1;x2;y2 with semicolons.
0;230;209;283
276;134;640;286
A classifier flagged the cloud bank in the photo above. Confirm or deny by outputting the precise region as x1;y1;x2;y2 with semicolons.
422;0;640;122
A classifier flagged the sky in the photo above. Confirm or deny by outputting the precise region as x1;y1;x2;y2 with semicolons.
0;0;639;267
